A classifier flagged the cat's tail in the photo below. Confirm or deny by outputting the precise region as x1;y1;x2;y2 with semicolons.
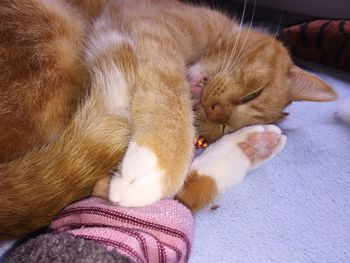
0;112;129;240
0;53;136;241
0;39;137;242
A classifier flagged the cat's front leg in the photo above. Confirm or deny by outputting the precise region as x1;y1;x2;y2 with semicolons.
109;74;195;207
176;125;287;211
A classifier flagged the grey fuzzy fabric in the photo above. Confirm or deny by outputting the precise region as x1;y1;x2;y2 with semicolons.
4;233;132;263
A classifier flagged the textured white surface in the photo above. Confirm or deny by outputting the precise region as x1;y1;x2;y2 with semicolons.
190;64;350;263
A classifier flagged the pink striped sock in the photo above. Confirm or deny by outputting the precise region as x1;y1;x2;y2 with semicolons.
50;197;194;263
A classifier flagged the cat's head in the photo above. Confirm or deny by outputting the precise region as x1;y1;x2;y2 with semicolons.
187;28;337;142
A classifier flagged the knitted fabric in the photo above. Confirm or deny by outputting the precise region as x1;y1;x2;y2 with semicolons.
4;233;131;263
50;197;194;263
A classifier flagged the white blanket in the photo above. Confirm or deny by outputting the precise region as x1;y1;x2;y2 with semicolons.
191;62;350;263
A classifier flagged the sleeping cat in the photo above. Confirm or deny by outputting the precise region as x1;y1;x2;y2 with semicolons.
0;0;336;240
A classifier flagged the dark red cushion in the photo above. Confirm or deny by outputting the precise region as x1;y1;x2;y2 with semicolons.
279;20;350;72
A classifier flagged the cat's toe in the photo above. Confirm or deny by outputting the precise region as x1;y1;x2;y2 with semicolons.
234;125;266;140
109;172;163;207
264;125;286;156
108;175;129;203
264;124;282;135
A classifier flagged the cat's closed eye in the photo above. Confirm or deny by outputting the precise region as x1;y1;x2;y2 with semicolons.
239;88;263;104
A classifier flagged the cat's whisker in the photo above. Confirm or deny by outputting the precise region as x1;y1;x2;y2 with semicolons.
221;28;242;75
217;37;229;75
215;26;228;75
219;0;247;76
208;2;226;74
218;32;234;76
268;11;284;48
221;124;226;136
228;31;248;74
216;26;225;74
217;12;236;75
229;0;256;72
229;0;256;74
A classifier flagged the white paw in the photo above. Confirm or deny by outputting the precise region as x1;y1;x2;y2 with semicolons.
109;172;163;207
190;125;286;193
109;141;164;207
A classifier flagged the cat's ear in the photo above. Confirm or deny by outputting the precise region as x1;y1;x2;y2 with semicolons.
287;65;337;102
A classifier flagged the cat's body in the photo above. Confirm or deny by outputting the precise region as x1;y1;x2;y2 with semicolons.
0;0;336;240
0;0;128;239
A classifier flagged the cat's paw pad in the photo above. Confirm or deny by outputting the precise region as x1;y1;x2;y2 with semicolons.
109;172;163;207
238;125;286;168
121;141;165;181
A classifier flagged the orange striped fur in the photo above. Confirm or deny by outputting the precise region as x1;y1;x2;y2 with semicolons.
0;0;336;239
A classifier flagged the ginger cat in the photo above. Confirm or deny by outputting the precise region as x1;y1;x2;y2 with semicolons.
0;0;336;240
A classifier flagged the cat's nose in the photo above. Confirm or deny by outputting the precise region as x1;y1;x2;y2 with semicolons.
202;102;230;123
